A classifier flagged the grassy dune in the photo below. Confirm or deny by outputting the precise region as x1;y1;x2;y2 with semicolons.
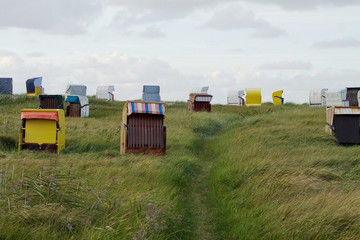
0;95;359;239
209;105;360;239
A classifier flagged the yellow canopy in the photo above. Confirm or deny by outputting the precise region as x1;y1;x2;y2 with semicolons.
272;90;284;106
246;88;261;106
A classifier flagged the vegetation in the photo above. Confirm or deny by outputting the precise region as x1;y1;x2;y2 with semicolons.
0;95;360;239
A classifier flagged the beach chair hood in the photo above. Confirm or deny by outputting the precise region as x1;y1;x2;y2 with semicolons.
65;84;87;97
142;85;161;102
96;85;115;100
0;78;12;94
26;77;44;95
272;90;284;105
325;89;348;107
245;88;261;106
227;90;240;105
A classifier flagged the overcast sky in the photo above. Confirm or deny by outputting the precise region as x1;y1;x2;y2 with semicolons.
1;0;360;103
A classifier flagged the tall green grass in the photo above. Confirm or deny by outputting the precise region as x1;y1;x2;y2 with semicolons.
209;105;360;239
1;95;360;239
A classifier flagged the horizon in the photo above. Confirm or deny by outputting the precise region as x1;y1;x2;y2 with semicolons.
1;0;359;104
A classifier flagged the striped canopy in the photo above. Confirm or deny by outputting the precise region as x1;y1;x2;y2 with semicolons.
127;102;165;115
195;96;212;102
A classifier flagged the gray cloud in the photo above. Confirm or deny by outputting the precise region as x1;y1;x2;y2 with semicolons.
0;50;72;94
110;0;233;28
0;0;102;35
258;61;313;70
251;26;286;38
0;50;25;71
65;53;194;101
204;67;360;103
312;37;360;49
0;50;193;100
237;0;360;10
228;48;244;52
3;49;360;104
203;5;286;38
0;50;17;57
27;52;46;57
139;26;166;38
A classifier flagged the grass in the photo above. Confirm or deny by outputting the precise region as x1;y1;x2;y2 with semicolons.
1;95;360;239
209;105;360;239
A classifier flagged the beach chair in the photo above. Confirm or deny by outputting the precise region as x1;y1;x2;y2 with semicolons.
0;78;12;95
188;93;212;112
26;77;44;96
121;101;166;154
326;107;360;144
65;95;89;117
18;109;65;154
272;90;284;105
39;95;64;109
245;88;261;106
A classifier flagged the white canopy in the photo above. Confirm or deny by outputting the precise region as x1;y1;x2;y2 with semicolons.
227;90;238;105
96;85;115;100
65;84;87;98
325;89;348;107
309;89;327;106
191;86;209;94
78;96;89;117
227;90;245;105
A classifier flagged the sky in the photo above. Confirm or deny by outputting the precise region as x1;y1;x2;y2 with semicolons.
1;0;360;104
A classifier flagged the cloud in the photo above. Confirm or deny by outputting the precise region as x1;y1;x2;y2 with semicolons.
312;37;360;49
237;0;360;10
27;52;46;57
228;48;244;52
2;51;194;101
202;5;286;38
251;26;286;38
0;50;25;72
139;26;166;38
203;67;360;103
72;53;197;100
0;50;73;94
110;0;233;28
0;0;102;35
258;61;313;70
4;49;360;105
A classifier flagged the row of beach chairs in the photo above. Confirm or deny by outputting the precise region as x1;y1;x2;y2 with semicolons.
309;88;360;107
227;89;284;106
15;84;360;155
17;85;209;155
0;77;115;103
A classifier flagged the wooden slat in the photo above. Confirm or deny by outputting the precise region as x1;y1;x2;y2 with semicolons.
68;103;81;117
192;101;211;112
40;98;60;109
347;89;360;107
126;113;166;153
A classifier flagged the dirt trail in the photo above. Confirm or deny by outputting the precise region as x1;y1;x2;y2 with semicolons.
188;133;220;240
190;161;215;240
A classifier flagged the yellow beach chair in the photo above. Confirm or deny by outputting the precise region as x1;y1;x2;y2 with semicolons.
272;90;284;106
246;88;261;106
18;109;65;154
26;77;44;96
